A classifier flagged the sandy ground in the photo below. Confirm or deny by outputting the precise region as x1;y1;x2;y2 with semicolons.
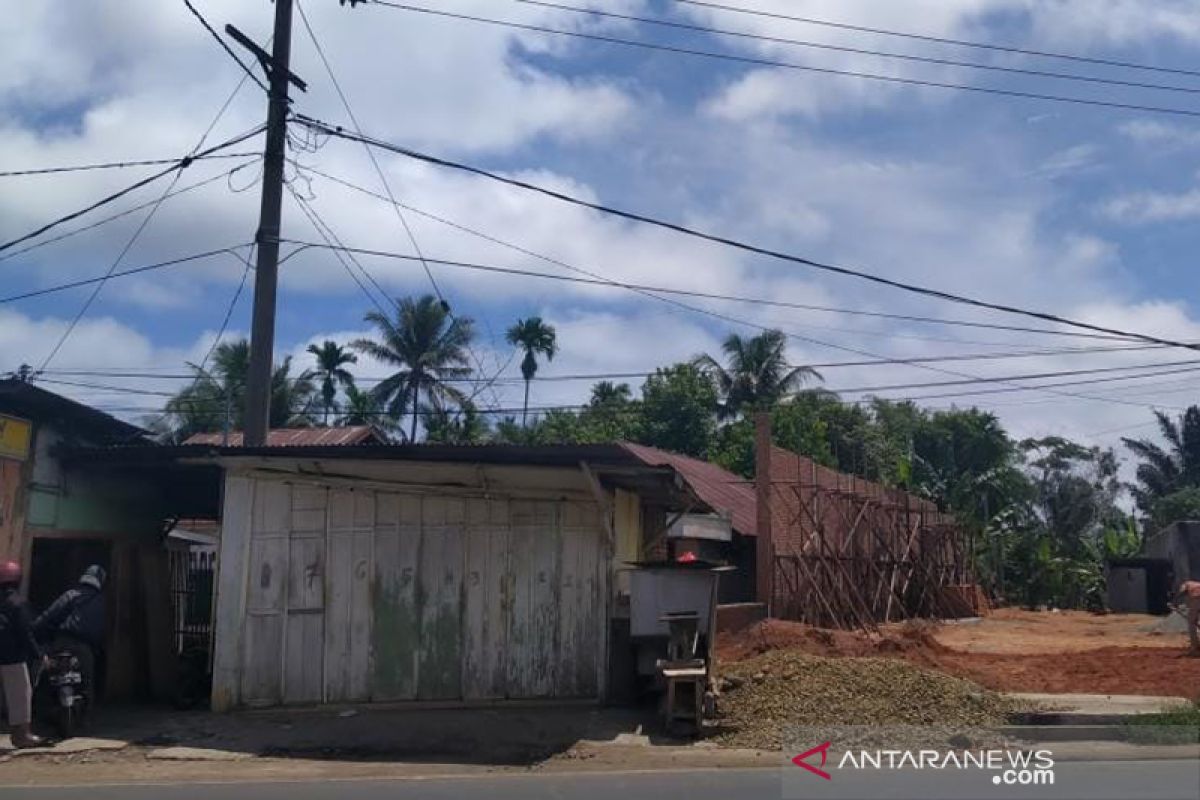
717;610;1200;698
934;608;1187;654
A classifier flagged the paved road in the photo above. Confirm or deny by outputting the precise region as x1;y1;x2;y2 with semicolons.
3;760;1198;800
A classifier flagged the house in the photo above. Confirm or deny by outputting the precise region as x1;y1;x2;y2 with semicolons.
1108;521;1200;613
76;440;717;710
0;379;185;699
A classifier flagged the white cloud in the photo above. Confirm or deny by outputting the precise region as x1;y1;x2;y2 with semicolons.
1101;187;1200;223
1117;120;1200;149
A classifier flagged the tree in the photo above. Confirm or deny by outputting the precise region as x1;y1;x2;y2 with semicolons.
164;339;317;440
638;364;718;457
1149;486;1200;534
505;317;557;427
693;330;821;419
351;295;475;443
1123;407;1200;520
424;400;490;445
337;384;395;435
578;381;639;442
307;340;357;425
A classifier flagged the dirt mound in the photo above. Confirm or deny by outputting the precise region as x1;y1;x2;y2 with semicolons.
715;650;1022;750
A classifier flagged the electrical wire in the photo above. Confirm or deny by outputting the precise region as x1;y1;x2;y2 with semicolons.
295;0;504;410
0;152;259;178
0;160;260;264
368;2;1200;119
0;246;253;305
293;115;1200;354
666;0;1200;80
0;126;265;256
294;163;1149;347
182;0;269;93
509;0;1200;97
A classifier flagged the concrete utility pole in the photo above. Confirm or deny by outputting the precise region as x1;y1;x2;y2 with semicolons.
754;411;774;611
243;0;297;447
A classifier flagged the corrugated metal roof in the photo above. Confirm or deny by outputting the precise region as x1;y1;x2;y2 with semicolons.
620;442;757;537
183;426;386;447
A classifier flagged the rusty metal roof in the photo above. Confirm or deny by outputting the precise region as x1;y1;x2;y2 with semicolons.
620;443;757;537
183;426;387;447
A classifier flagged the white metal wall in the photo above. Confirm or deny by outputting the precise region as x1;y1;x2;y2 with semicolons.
217;476;607;708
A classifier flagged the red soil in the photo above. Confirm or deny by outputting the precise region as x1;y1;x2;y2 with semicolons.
717;617;1200;699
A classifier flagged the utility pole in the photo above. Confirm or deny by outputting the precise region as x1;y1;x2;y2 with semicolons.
241;0;298;447
755;411;774;612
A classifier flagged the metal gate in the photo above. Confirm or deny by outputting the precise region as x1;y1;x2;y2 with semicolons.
237;479;607;707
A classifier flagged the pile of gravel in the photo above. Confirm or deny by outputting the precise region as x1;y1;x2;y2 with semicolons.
713;650;1025;750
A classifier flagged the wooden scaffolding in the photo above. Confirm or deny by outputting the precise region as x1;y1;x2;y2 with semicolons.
767;447;975;630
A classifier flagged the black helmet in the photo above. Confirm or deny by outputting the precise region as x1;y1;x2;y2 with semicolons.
79;564;106;590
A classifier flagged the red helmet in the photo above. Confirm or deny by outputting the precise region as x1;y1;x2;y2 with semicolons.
0;561;21;586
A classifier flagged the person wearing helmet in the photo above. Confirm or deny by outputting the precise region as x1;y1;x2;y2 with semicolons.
34;565;107;707
0;560;46;748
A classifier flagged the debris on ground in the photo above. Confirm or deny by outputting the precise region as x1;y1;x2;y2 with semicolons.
713;650;1024;750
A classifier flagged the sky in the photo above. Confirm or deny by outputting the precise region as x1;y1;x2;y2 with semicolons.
4;0;1200;460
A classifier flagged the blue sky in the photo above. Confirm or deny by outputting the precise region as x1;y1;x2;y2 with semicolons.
4;0;1200;451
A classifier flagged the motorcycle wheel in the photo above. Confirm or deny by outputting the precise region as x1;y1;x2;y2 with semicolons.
57;700;84;740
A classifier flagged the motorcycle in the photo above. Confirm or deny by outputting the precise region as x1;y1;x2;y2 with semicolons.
33;647;90;739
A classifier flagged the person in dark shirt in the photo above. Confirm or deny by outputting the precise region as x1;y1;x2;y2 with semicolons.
0;560;45;748
34;565;106;705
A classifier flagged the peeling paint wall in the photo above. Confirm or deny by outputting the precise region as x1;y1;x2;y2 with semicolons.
213;469;609;709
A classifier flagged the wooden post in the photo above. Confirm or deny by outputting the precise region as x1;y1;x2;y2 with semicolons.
754;412;773;612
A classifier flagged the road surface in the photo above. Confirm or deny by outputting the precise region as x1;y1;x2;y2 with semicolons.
3;759;1198;800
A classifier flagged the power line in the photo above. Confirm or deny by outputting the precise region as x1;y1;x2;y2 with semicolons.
296;164;1146;346
511;0;1200;97
0;126;265;256
0;152;259;178
37;340;1183;383
0;246;252;305
288;187;392;316
276;238;1181;411
667;0;1200;80
369;2;1200;119
42;354;1200;393
294;115;1200;354
0;160;260;264
182;0;269;93
295;0;503;410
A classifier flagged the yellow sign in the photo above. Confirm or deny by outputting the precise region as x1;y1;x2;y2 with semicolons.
0;414;32;461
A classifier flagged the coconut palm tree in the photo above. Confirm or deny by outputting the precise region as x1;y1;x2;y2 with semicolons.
1123;407;1200;517
307;340;357;425
505;316;557;427
692;329;822;419
337;384;397;437
350;295;475;443
164;339;317;439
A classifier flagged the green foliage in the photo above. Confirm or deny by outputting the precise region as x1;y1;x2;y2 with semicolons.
1150;486;1200;534
1124;408;1200;520
505;316;557;427
307;340;357;425
693;330;821;419
638;363;717;457
351;295;475;443
164;339;317;441
423;400;490;445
